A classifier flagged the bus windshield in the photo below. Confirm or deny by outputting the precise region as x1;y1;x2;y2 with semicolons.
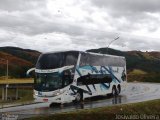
36;51;79;69
34;72;62;92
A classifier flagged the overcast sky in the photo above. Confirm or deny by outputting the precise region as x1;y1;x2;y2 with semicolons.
0;0;160;52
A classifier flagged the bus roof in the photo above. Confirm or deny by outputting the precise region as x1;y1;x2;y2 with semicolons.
42;50;125;59
42;50;79;54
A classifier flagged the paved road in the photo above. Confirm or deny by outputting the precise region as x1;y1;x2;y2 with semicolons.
0;82;160;119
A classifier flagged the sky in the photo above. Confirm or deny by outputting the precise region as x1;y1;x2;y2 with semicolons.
0;0;160;52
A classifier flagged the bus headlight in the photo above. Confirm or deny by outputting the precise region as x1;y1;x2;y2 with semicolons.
34;91;38;96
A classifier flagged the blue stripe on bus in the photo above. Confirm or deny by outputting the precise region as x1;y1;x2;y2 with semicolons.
100;83;110;90
79;65;93;70
76;68;82;76
70;85;92;95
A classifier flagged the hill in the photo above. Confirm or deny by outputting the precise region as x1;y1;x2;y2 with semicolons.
0;46;160;80
87;48;160;73
0;47;40;78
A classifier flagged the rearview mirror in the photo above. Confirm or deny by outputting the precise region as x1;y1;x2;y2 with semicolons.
26;68;35;77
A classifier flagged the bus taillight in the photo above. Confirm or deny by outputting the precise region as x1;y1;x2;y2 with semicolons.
43;98;48;102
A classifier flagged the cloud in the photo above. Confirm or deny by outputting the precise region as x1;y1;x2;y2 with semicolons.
91;0;160;33
0;0;46;12
0;0;160;52
91;0;160;14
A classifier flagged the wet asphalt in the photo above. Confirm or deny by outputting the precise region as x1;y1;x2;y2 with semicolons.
0;82;160;119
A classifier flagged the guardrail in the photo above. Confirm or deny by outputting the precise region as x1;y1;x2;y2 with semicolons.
0;79;34;101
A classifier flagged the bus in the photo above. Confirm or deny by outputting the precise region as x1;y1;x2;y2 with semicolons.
28;51;127;104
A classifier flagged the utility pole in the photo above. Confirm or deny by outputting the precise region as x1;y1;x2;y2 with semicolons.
6;59;8;80
0;58;9;101
107;36;120;53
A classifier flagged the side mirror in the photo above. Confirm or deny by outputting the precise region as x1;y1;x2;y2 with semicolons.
26;68;35;77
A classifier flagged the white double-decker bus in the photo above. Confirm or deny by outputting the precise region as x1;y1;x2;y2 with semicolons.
31;51;127;104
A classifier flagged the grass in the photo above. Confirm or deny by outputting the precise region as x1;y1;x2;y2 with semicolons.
0;88;34;105
25;99;160;120
128;73;160;83
0;78;34;105
129;69;147;75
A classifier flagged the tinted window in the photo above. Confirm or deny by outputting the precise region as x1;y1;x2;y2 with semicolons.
80;53;125;67
65;52;79;66
77;74;112;86
36;51;79;69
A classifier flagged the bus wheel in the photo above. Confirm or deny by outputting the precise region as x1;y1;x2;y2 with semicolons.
112;86;117;96
75;90;83;103
117;85;121;95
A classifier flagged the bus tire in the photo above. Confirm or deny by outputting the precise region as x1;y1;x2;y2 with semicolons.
112;86;117;96
117;85;121;95
75;90;83;103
